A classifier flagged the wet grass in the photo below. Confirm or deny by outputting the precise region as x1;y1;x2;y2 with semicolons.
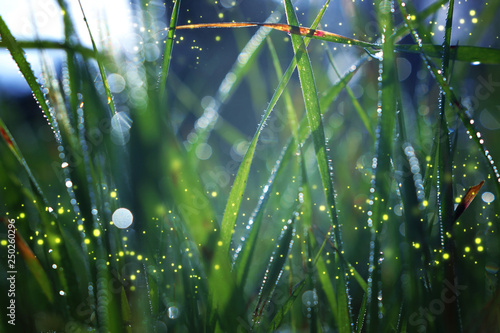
0;0;499;332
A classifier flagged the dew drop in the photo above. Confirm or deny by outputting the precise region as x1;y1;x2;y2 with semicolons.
168;305;180;319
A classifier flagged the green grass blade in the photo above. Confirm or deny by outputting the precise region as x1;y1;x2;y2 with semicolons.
77;1;116;115
233;144;290;286
253;213;297;324
324;47;375;138
159;0;182;101
0;15;56;129
283;0;352;331
366;1;397;331
319;56;366;113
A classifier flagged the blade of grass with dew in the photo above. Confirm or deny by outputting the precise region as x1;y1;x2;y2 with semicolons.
366;1;397;331
397;0;500;196
356;292;369;333
159;0;181;101
0;15;56;129
77;0;116;116
233;144;291;286
252;212;297;325
436;2;462;331
319;56;367;113
324;46;375;138
283;0;352;331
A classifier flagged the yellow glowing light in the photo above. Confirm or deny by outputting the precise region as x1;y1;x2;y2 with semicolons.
475;237;482;244
93;229;101;237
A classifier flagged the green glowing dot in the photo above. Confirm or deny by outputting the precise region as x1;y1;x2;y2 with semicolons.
93;229;100;237
478;246;484;252
37;239;44;245
475;237;482;244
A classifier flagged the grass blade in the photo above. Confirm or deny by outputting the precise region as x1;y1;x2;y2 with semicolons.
77;0;116;115
159;0;182;101
253;213;297;324
283;0;352;331
0;15;57;130
175;22;377;48
366;1;397;331
324;47;374;138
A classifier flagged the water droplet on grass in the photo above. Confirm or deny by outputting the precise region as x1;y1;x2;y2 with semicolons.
168;305;180;319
